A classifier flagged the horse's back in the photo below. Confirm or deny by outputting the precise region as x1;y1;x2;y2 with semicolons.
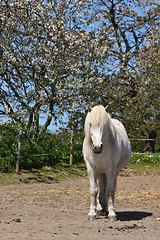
112;119;127;135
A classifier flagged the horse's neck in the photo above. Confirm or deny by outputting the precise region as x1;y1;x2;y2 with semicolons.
106;115;116;141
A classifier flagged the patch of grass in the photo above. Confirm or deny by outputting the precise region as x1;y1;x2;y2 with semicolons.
0;172;18;184
121;163;160;176
120;153;160;176
0;163;87;184
0;155;160;184
131;153;160;165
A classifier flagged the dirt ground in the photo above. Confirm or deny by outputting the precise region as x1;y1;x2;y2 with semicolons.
0;173;160;240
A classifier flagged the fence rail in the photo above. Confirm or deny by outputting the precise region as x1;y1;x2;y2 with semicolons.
132;152;159;155
22;152;160;157
129;139;156;141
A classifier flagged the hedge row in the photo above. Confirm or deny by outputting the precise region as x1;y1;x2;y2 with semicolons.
0;124;83;172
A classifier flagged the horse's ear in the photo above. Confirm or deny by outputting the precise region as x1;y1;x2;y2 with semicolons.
105;105;110;112
87;105;92;112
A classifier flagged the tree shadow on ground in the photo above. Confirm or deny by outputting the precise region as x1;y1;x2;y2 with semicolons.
16;170;55;184
116;211;152;221
26;170;55;183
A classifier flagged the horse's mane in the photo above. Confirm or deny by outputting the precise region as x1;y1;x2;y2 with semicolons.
84;105;112;140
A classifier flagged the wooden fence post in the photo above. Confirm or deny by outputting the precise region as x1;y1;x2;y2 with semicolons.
70;119;74;166
16;129;22;173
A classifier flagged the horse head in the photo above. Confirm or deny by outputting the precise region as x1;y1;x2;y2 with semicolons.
87;105;109;154
90;122;103;154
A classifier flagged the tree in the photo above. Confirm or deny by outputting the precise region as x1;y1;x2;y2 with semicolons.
75;0;160;147
0;0;96;134
0;0;159;152
133;26;160;152
0;0;63;133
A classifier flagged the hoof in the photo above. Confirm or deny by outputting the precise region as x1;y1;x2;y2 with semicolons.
109;215;117;221
88;215;96;221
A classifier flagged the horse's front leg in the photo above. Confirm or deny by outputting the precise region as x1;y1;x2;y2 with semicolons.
86;163;98;220
97;173;107;215
106;171;117;221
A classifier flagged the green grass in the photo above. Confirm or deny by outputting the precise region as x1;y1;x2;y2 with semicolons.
122;153;160;175
121;162;160;176
130;153;160;165
0;162;87;184
0;153;159;184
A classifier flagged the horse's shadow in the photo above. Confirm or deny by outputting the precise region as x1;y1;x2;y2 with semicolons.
116;211;152;221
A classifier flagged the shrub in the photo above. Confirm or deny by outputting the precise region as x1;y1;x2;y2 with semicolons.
0;124;83;172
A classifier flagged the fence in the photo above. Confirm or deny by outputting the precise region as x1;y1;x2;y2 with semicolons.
0;134;159;172
129;139;156;141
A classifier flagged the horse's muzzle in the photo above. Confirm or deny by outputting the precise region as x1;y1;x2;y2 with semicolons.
92;144;103;154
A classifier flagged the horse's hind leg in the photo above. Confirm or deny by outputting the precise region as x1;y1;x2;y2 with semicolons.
97;174;107;215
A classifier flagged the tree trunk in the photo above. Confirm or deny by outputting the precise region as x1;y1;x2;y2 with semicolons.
143;131;157;153
26;112;33;134
149;131;157;153
40;114;52;134
40;96;54;134
33;81;40;135
33;109;39;134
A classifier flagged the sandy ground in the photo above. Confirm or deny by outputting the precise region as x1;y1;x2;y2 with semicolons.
0;173;160;240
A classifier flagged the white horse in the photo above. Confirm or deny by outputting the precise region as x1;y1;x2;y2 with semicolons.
83;105;131;221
